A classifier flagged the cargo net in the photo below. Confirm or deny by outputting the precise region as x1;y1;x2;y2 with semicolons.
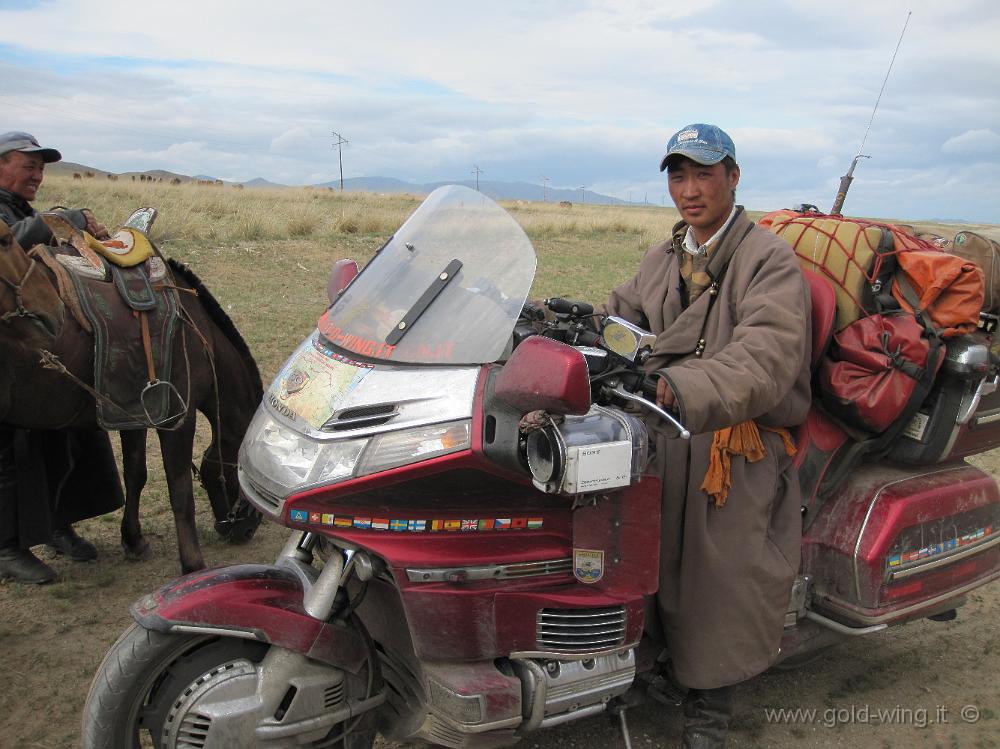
758;210;936;329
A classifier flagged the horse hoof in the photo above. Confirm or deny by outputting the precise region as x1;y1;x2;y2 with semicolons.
122;538;153;562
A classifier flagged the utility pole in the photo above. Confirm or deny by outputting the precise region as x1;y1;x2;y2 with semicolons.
540;175;550;202
472;164;484;192
331;131;348;191
628;191;632;206
579;185;586;204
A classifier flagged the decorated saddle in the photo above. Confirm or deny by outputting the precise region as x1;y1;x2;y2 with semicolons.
33;209;185;430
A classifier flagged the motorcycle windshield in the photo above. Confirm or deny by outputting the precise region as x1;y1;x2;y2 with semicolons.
318;184;536;365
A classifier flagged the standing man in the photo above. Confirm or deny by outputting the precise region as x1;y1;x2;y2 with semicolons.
604;124;810;747
0;131;123;584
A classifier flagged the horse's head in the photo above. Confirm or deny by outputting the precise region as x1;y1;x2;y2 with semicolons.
0;221;65;349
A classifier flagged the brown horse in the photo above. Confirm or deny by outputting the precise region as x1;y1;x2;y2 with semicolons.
0;221;263;573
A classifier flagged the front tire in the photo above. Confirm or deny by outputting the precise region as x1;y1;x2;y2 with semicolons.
82;623;376;749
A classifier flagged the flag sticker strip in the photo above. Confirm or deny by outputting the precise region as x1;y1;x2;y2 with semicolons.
886;524;996;567
286;512;545;532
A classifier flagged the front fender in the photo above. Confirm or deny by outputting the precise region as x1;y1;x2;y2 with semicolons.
131;563;369;674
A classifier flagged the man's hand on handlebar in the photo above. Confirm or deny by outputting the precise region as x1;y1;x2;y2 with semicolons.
656;378;676;410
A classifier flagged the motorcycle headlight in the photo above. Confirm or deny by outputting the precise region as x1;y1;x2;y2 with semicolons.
239;407;472;499
239;409;366;498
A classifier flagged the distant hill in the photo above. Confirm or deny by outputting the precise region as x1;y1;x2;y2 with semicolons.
45;161;625;204
243;177;287;189
48;161;190;183
314;176;626;205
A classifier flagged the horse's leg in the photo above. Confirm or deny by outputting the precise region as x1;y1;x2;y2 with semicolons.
119;429;153;561
157;419;205;574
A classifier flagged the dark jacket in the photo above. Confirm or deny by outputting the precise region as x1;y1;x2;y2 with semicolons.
0;190;123;548
0;188;87;249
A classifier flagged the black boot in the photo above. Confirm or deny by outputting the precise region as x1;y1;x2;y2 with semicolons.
0;545;57;584
681;685;734;748
47;525;98;561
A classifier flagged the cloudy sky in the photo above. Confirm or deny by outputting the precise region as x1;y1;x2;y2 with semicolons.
1;0;998;222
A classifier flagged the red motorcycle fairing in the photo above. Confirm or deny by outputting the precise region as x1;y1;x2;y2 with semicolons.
130;563;370;674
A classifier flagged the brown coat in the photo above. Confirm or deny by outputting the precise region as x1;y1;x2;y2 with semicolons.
605;207;811;688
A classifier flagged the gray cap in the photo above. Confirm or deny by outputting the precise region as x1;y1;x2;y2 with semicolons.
0;131;62;163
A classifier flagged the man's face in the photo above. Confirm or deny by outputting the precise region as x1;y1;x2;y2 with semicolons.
0;151;46;201
667;158;740;242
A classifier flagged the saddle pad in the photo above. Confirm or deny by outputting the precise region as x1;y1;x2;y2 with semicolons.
67;260;181;429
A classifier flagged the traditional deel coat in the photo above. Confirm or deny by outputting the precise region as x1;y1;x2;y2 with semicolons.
605;207;811;689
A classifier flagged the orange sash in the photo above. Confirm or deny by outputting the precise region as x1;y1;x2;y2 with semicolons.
701;421;796;507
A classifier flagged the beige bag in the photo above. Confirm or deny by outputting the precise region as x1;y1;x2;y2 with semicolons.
949;231;1000;311
760;212;894;330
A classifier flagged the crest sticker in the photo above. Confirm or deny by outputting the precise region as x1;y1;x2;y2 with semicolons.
574;548;605;584
285;369;309;395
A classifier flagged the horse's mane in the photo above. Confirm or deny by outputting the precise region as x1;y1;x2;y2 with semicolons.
167;258;264;399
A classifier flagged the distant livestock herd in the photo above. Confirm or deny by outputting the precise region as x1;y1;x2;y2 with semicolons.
69;172;242;187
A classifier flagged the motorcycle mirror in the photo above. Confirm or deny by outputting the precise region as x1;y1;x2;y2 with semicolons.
495;336;591;416
327;258;359;304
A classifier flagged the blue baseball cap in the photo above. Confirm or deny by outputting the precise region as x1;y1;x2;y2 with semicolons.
659;123;736;172
0;131;62;163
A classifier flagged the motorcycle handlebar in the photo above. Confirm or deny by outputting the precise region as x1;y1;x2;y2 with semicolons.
544;297;594;316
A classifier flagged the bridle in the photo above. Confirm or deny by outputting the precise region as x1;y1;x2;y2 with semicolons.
0;252;45;325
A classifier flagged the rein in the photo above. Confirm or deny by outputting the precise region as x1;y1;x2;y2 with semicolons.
0;256;46;325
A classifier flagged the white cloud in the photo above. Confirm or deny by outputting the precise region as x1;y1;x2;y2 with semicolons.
270;127;313;154
941;129;1000;155
0;0;997;220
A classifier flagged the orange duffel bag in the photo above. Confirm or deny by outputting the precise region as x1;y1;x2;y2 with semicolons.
892;250;984;337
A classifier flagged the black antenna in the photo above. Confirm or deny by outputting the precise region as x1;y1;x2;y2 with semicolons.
831;11;911;215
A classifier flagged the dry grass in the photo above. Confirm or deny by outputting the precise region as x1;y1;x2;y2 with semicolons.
3;175;999;749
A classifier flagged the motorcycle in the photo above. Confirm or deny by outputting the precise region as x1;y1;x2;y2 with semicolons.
82;185;1000;748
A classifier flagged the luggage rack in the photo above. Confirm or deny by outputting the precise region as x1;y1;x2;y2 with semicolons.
977;311;998;334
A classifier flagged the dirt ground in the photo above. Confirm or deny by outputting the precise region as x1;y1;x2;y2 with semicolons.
0;454;997;749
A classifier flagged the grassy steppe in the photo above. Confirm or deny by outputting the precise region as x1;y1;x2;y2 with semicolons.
2;176;998;749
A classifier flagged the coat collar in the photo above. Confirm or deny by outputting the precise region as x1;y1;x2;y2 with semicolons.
0;188;35;220
670;205;749;282
649;207;754;363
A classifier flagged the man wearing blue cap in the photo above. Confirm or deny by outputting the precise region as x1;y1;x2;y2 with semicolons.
604;124;810;747
0;131;122;583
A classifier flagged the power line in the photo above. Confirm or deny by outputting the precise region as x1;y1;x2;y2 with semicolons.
540;175;549;202
331;131;349;191
472;164;484;191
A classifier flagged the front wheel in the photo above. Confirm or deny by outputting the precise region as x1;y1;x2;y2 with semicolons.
82;623;377;749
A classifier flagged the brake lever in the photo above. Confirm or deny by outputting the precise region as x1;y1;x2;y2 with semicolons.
607;384;691;440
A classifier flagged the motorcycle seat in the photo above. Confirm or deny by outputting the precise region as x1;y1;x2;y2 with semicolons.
802;268;836;368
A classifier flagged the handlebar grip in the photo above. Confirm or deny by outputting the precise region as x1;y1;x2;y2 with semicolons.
545;297;594;316
520;301;545;321
640;374;659;400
